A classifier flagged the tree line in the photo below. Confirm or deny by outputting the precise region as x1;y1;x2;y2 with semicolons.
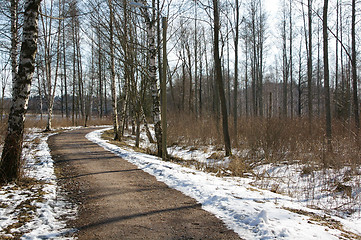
0;0;360;183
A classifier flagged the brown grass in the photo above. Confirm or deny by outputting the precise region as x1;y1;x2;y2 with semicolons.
167;112;223;147
1;114;112;137
23;115;112;129
167;113;361;174
167;113;361;214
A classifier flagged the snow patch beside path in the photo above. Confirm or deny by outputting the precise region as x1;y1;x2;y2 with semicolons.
86;128;358;239
0;130;77;239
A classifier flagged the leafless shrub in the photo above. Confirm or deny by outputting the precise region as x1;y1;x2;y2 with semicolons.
168;113;361;176
228;155;248;177
168;113;223;147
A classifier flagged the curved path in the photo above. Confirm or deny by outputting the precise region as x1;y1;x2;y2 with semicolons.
49;127;241;240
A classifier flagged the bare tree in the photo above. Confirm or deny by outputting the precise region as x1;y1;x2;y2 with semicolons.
61;0;69;119
39;0;61;131
1;67;10;121
351;0;360;133
307;0;313;133
213;0;231;156
289;0;293;118
323;0;331;148
233;0;240;142
108;0;120;140
282;0;288;117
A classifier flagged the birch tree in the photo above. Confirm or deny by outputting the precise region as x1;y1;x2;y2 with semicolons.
132;0;163;157
39;0;61;131
10;0;19;88
0;0;42;184
108;0;120;140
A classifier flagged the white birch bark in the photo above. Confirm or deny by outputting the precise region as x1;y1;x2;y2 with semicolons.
0;0;42;183
148;19;162;157
108;0;120;140
10;0;18;88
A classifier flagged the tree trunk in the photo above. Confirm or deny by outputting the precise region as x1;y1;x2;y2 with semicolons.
289;0;293;118
298;39;302;117
147;12;163;157
351;0;360;132
194;2;198;117
186;43;193;113
233;0;239;142
62;0;68;119
323;0;332;148
282;5;288;117
108;0;120;140
307;0;313;133
71;9;76;125
213;0;231;156
335;0;339;117
1;83;6;121
97;16;103;118
36;65;43;120
10;0;18;87
0;0;41;184
76;26;84;119
245;39;249;117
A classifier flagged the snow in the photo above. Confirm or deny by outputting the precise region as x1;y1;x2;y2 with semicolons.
252;163;361;216
86;127;361;239
0;129;77;239
124;126;231;166
2;126;360;239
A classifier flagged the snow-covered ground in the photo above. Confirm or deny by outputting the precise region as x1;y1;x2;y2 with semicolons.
0;129;77;240
252;163;361;216
88;127;361;239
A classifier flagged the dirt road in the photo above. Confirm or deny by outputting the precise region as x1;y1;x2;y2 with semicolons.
48;127;241;240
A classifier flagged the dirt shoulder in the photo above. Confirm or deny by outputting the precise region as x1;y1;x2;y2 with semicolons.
48;127;241;240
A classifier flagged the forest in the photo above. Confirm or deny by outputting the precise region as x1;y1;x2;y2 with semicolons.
0;0;361;230
0;0;360;175
0;0;360;185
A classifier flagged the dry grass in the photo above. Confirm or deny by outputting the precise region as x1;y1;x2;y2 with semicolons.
2;114;112;136
167;112;224;147
1;114;111;160
227;155;249;177
167;113;361;174
24;115;112;129
167;113;361;214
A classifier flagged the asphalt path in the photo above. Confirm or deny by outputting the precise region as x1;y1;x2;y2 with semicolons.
49;127;241;240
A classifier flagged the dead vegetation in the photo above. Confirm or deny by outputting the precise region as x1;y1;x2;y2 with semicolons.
166;114;361;214
23;115;112;129
168;113;361;172
102;113;361;186
283;207;361;240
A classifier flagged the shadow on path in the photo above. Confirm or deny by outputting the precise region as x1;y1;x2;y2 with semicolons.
49;127;242;240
